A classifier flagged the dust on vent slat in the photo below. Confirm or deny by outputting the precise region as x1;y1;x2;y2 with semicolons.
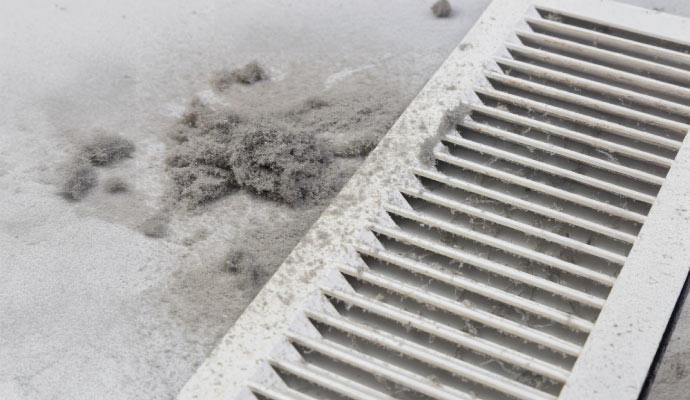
504;43;690;101
269;359;394;400
524;16;690;70
286;332;475;400
368;221;606;308
306;310;557;400
485;70;690;135
472;88;676;165
458;116;666;184
322;288;572;382
397;186;627;263
493;57;690;119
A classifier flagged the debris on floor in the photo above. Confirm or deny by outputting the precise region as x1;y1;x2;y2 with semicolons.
431;0;452;18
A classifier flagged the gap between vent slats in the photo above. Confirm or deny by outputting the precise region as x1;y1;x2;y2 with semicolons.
524;16;690;69
493;56;690;118
383;204;617;287
443;133;656;204
306;311;556;400
434;151;647;224
248;384;319;400
504;43;690;101
515;30;690;87
457;116;665;185
322;288;571;382
413;167;636;245
369;222;606;308
485;70;689;138
269;359;395;400
398;185;627;263
340;264;583;356
356;243;595;332
287;333;477;400
467;98;674;167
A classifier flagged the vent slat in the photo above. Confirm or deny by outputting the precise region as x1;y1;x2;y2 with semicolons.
516;29;690;86
248;384;319;400
534;5;690;54
435;151;647;224
494;56;690;118
398;186;627;264
469;93;675;167
370;222;606;308
269;359;395;400
356;243;596;332
306;311;557;400
486;70;689;137
460;116;665;185
383;204;616;287
505;43;690;101
413;167;636;244
339;264;583;356
444;133;656;204
286;333;475;400
524;16;690;69
323;288;571;382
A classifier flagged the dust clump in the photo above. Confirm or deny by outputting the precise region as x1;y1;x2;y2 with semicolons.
220;251;245;274
80;133;135;166
230;61;267;85
211;61;267;92
168;162;239;208
165;102;332;208
103;176;129;193
231;121;332;205
544;13;563;22
140;213;170;238
57;132;136;201
58;159;98;200
221;251;271;291
283;92;403;158
329;134;378;158
182;228;208;247
418;104;470;166
419;133;445;167
166;103;242;208
431;0;452;18
165;87;403;208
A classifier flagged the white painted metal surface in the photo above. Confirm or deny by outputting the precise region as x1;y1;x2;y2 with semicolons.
178;1;690;399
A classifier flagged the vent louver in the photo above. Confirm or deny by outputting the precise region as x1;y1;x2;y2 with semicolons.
179;1;690;399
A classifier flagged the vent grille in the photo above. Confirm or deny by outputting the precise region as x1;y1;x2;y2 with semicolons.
247;7;687;400
179;2;690;400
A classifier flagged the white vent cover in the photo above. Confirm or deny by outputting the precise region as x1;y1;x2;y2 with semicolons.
178;1;690;399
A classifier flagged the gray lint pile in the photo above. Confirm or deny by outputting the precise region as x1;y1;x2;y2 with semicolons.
165;62;404;214
159;61;407;312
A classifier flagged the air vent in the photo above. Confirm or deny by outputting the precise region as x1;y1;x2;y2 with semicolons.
178;1;690;399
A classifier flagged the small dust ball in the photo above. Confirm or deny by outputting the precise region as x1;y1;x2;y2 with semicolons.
58;159;97;201
80;133;135;166
103;176;129;193
140;214;169;238
211;61;267;92
545;13;563;22
431;0;452;18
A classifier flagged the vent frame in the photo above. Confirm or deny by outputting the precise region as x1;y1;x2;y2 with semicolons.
178;1;690;399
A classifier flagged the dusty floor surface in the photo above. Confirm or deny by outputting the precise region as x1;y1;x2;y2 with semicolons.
1;0;690;399
0;1;492;399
